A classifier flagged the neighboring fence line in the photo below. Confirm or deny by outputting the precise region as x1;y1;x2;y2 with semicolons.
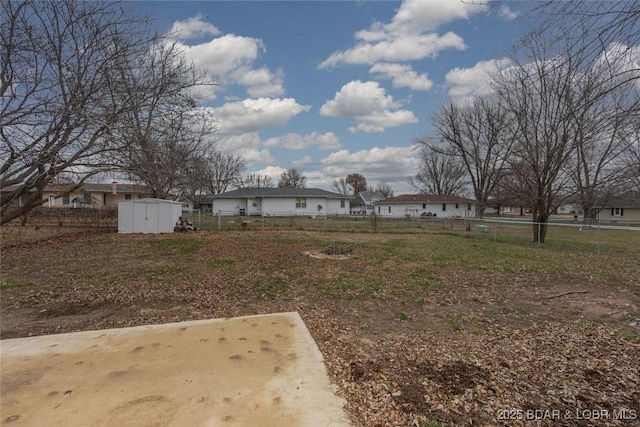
179;210;638;254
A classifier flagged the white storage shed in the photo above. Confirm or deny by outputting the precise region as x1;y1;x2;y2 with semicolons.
118;199;182;234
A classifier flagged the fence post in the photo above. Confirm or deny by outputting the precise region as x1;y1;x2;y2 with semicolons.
597;219;601;255
217;210;221;232
537;222;541;247
198;209;202;230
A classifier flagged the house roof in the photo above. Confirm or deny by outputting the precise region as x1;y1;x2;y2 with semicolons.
380;194;476;204
212;187;347;199
1;183;150;194
596;191;640;208
84;183;150;194
358;191;385;204
33;183;150;194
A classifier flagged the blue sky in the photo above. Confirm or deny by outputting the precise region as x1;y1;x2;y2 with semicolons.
130;0;534;193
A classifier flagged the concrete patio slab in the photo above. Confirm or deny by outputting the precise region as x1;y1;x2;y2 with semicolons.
1;312;350;426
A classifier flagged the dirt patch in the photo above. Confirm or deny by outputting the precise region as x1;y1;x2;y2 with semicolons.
303;246;353;259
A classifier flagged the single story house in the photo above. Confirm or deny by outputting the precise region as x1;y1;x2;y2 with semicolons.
211;187;350;216
41;183;151;208
595;191;640;222
374;194;476;218
350;191;385;215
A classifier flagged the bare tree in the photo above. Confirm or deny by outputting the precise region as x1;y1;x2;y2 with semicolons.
278;168;306;188
495;0;640;240
0;0;211;224
346;173;367;195
182;157;212;209
204;152;246;194
115;109;216;199
493;36;582;243
374;182;394;199
237;173;274;188
619;122;640;192
523;1;640;221
331;178;350;195
567;73;639;220
422;96;513;217
107;39;215;199
527;1;640;92
409;144;468;196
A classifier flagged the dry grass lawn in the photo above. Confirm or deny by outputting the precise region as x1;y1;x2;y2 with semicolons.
1;229;639;426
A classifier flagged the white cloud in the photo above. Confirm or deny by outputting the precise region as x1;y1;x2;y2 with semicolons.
216;132;274;165
593;43;640;85
212;98;311;135
348;110;418;133
179;34;264;78
316;146;420;189
445;58;512;99
498;5;519;20
174;28;284;99
292;156;312;167
383;0;488;34
369;63;433;91
319;0;486;68
235;67;285;97
263;132;342;150
252;165;287;182
170;15;221;40
320;32;466;68
320;80;417;133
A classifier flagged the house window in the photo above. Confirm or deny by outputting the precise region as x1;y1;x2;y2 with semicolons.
455;203;459;209
422;203;426;209
340;199;345;208
182;203;189;208
612;208;623;217
103;194;107;205
378;206;380;213
295;198;306;208
62;194;70;205
442;203;446;211
124;194;132;200
467;204;471;211
388;206;391;213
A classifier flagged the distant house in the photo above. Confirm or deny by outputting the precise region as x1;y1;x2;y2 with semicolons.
350;191;385;215
180;200;194;214
41;183;151;208
374;194;476;218
595;191;640;222
211;187;350;216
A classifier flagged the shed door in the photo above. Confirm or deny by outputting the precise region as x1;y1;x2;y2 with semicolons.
132;202;158;233
145;202;159;233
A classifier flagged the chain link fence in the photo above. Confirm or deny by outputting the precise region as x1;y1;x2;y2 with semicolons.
182;211;638;254
1;207;117;246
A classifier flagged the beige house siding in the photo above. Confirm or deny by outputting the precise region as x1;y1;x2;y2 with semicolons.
41;184;150;208
598;208;640;222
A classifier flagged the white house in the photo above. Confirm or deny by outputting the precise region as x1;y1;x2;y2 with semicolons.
350;191;385;215
374;194;476;218
211;187;350;216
